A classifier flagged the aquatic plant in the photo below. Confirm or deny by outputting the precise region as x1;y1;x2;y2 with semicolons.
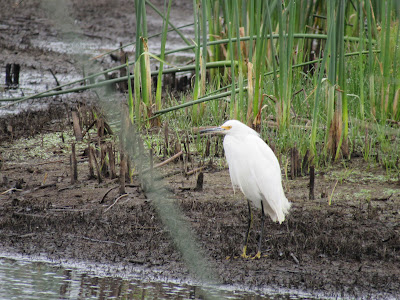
2;0;400;171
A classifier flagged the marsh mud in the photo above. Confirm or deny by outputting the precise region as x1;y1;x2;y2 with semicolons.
1;0;400;299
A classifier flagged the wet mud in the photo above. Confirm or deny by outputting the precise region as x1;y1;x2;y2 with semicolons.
1;0;400;299
0;136;399;298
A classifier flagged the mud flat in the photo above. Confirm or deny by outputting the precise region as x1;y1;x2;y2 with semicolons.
0;104;399;299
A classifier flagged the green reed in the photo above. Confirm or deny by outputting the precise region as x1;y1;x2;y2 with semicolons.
3;0;400;171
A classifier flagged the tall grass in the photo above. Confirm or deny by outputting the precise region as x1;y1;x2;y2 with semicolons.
3;0;399;170
155;0;172;116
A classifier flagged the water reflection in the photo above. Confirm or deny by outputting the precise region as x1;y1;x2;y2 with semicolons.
0;257;279;300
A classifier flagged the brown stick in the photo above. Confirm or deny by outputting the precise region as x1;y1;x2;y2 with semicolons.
100;185;119;204
97;118;104;138
309;166;315;200
71;110;83;141
126;158;131;182
205;139;210;157
1;187;23;194
70;143;78;184
100;144;108;177
164;121;169;157
290;147;300;179
91;146;102;183
108;143;116;179
155;150;183;169
104;193;128;212
49;68;62;90
119;151;126;194
186;165;206;176
32;183;57;191
131;151;183;176
88;143;95;179
81;120;96;139
193;172;204;191
103;121;114;135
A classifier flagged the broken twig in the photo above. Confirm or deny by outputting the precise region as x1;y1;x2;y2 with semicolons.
104;193;128;212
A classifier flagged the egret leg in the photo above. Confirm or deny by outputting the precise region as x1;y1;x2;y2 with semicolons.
241;199;252;258
253;201;265;259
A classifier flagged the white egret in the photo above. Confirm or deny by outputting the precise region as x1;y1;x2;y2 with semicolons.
200;120;291;258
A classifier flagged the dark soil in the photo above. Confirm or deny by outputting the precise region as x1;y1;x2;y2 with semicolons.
1;123;399;299
1;1;399;299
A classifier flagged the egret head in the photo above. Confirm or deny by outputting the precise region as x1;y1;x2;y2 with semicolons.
199;120;259;136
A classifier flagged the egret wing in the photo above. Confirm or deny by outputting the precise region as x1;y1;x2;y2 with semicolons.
223;135;259;199
224;134;290;223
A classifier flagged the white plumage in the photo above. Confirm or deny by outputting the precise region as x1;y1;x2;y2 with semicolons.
222;120;291;223
200;119;291;257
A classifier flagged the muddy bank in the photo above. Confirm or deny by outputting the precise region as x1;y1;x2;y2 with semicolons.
0;116;399;298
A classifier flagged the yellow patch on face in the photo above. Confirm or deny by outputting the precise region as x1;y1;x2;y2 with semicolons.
221;125;232;130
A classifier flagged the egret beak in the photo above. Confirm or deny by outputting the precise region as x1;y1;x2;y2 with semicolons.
199;125;230;135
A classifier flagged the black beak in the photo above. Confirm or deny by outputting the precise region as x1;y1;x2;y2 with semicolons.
199;127;227;135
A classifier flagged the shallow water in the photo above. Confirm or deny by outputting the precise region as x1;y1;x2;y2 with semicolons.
0;255;321;300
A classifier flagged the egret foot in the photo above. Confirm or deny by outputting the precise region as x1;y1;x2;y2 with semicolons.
241;246;250;259
251;251;261;259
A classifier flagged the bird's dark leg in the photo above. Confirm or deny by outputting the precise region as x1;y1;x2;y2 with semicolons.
241;199;252;258
253;201;265;259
